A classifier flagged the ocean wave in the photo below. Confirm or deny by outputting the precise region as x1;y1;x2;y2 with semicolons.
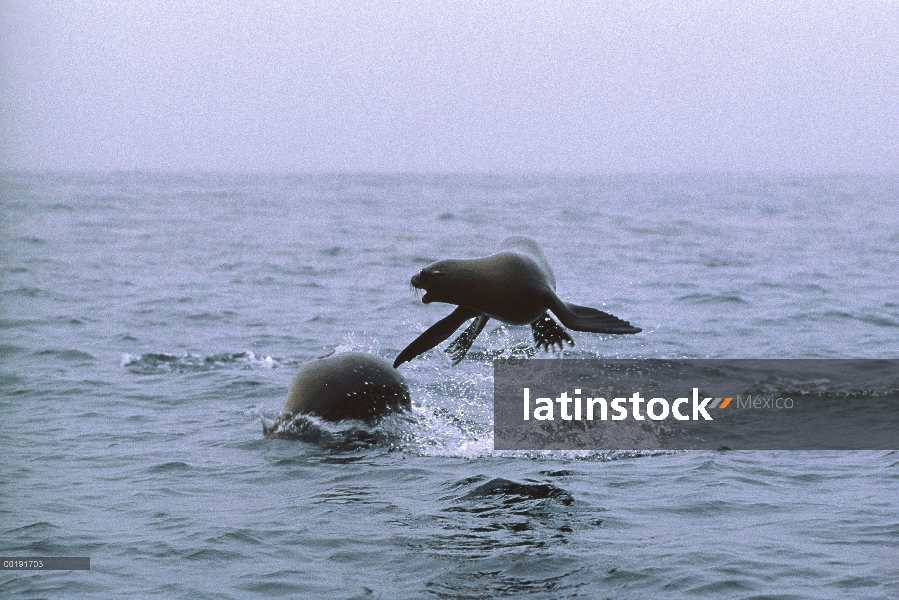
122;351;279;374
34;348;96;362
676;293;748;305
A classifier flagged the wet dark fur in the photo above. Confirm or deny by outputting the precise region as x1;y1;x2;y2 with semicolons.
395;236;640;367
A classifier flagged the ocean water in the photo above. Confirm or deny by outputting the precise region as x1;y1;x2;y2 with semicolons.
1;172;898;598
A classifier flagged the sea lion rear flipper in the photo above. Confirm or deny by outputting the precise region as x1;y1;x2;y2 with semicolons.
553;302;641;334
445;315;490;365
531;313;574;352
394;306;481;368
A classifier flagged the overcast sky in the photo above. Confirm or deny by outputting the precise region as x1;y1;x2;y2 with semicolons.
1;1;897;173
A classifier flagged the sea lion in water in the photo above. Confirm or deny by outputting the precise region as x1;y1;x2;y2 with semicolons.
273;352;411;425
394;235;640;368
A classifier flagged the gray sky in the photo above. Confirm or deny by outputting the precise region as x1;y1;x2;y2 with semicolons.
2;1;897;173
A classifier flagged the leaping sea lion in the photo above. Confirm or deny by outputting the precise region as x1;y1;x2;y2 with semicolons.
394;235;640;368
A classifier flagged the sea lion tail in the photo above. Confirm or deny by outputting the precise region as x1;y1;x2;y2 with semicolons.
550;298;641;334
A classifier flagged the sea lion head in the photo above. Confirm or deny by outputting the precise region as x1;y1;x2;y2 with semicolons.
411;259;467;305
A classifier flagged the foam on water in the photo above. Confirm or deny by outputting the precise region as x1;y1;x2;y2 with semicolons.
121;350;279;374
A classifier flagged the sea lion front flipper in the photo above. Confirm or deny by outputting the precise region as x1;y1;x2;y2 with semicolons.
553;301;642;334
530;313;574;352
394;306;482;368
445;315;490;365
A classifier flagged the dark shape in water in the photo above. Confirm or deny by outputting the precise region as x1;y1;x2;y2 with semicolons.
272;351;411;425
395;235;641;367
458;478;574;506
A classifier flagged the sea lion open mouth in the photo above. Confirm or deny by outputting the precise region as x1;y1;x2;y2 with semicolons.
410;276;428;303
410;272;433;303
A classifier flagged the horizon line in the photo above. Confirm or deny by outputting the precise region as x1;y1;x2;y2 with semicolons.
2;168;897;178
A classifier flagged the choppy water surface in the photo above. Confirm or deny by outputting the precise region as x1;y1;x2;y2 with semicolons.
1;173;898;598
